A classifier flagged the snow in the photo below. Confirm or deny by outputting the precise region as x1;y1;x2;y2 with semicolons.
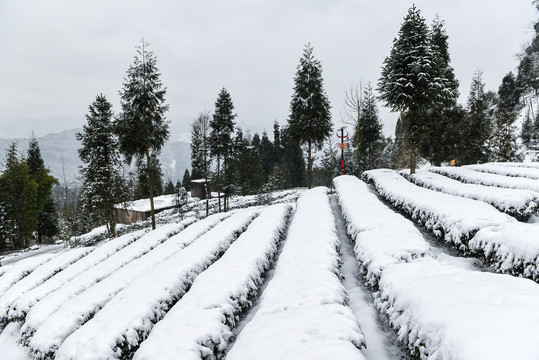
0;247;94;325
0;322;29;360
470;222;539;281
7;231;143;322
466;163;539;180
363;169;515;248
375;257;539;359
431;166;539;192
133;204;292;360
54;208;259;360
0;254;56;300
118;193;179;212
334;175;431;287
401;169;539;220
227;187;366;360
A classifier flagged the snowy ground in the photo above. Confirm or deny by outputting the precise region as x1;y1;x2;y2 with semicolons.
2;168;539;359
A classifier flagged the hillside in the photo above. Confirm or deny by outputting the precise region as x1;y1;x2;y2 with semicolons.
0;129;191;184
1;166;539;359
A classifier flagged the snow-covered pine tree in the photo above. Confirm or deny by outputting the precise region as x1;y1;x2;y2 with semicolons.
521;112;533;148
77;94;128;238
0;200;11;251
135;154;164;199
260;131;275;181
182;169;191;192
115;39;170;230
461;70;493;164
356;84;383;171
228;127;264;196
288;43;332;188
190;111;212;181
378;5;447;173
494;72;520;161
27;134;58;243
210;87;236;212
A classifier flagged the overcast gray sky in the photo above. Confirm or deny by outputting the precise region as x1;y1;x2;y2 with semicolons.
0;0;536;140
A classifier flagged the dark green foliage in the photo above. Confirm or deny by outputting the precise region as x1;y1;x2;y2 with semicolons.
280;126;306;188
115;39;169;229
164;180;175;195
494;72;520;161
288;43;332;188
353;84;383;170
521;112;534;148
182;169;191;192
0;201;12;251
77;94;128;238
0;143;39;249
259;131;275;181
210;88;236;212
228;127;265;195
134;154;164;199
378;5;449;173
38;196;59;242
27;135;59;243
190;112;212;181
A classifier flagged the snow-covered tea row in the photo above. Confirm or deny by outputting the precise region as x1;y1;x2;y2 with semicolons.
21;221;195;344
466;163;539;180
53;209;259;360
227;187;367;360
334;176;539;359
0;246;94;326
7;230;145;323
362;169;515;247
478;161;539;169
430;166;539;192
333;175;431;287
133;204;292;360
401;169;539;220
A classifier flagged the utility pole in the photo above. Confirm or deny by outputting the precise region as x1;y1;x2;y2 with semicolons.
336;127;349;175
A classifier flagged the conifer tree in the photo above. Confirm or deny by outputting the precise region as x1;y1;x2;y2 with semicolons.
521;112;534;148
26;134;58;243
378;5;446;173
462;70;493;164
0;201;11;251
229;127;264;195
260;131;275;181
191;111;212;181
273;121;283;164
77;94;128;238
115;39;170;230
164;180;175;195
0;143;38;249
134;154;164;199
288;43;332;188
182;169;191;191
38;196;59;242
281;126;306;188
494;72;520;161
210;87;236;212
355;84;383;170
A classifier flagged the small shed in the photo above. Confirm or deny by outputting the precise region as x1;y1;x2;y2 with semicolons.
191;179;211;200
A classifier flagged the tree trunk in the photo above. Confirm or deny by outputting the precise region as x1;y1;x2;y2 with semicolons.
145;145;156;230
307;140;312;189
410;140;416;175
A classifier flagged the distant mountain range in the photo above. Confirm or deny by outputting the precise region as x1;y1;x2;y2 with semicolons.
0;129;191;185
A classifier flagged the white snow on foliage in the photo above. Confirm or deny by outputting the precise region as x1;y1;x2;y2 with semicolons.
401;169;539;220
466;163;539;180
430;166;539;192
0;254;56;300
55;209;259;360
0;247;94;324
7;231;143;322
23;222;191;352
470;222;539;281
133;204;292;360
375;257;539;359
363;169;515;247
227;187;367;360
333;175;431;287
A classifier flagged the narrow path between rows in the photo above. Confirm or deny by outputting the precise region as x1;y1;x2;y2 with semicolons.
329;195;406;360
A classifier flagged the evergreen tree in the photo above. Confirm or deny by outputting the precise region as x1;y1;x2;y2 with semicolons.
273;121;283;164
115;39;170;230
77;94;128;238
27;134;58;243
0;201;11;251
134;154;164;199
210;87;236;212
314;137;339;188
190;111;212;182
378;5;447;173
288;43;332;188
182;169;191;191
521;112;534;148
38;196;59;242
355;84;383;170
494;72;520;161
461;70;493;164
260;131;275;181
281;126;306;188
0;143;38;249
266;159;290;191
228;127;264;195
164;180;175;195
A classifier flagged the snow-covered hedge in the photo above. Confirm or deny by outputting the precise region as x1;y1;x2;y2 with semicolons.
375;257;539;359
333;175;431;287
466;163;539;180
7;231;144;323
401;169;539;220
24;215;222;357
53;209;259;360
133;204;292;360
0;247;94;326
430;166;539;192
226;187;366;360
0;254;56;301
469;223;539;282
362;169;515;249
